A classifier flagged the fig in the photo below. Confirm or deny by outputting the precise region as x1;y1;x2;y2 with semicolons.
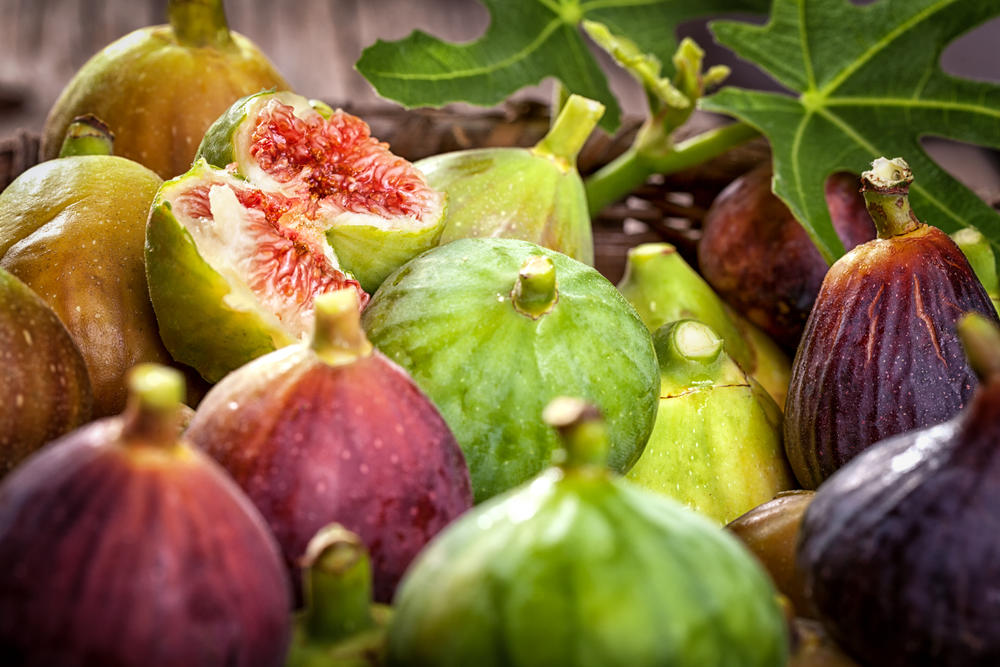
626;319;794;524
387;397;788;667
0;117;175;416
784;157;999;488
288;525;391;667
197;90;446;293
796;313;1000;667
40;0;288;179
415;94;603;264
952;227;999;314
727;490;816;619
0;364;291;666
0;267;91;473
362;238;659;502
185;290;473;602
617;242;792;408
697;165;875;349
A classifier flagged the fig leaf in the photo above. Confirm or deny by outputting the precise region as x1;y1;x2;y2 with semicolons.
355;0;768;133
703;0;1000;265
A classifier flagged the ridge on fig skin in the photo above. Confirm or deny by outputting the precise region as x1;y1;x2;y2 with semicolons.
783;157;999;489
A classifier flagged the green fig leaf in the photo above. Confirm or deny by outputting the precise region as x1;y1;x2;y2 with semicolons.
702;0;1000;264
355;0;769;133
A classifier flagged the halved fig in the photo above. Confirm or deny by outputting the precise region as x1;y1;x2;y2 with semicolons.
146;159;368;382
196;91;446;292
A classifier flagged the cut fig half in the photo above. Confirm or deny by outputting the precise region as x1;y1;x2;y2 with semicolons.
146;159;367;382
197;91;446;292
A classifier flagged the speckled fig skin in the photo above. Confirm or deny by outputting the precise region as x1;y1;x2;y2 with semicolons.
186;293;473;603
0;268;91;473
698;164;875;349
796;315;1000;667
0;365;292;667
784;158;999;488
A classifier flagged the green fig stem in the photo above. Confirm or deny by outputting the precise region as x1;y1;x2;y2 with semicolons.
168;0;234;49
311;290;373;366
957;313;1000;382
543;397;609;469
952;228;999;300
58;115;114;158
585;121;760;215
120;364;186;445
861;157;922;238
532;94;605;170
300;525;376;643
511;255;558;319
665;320;724;363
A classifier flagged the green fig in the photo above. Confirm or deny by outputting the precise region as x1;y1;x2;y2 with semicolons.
0;267;92;473
40;0;289;179
415;94;604;264
0;117;175;416
627;320;794;524
387;397;787;667
952;227;999;315
618;243;791;409
288;525;391;667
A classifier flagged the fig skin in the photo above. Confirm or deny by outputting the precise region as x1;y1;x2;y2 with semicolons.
40;0;288;179
796;315;1000;667
0;267;92;473
698;164;875;349
784;158;999;488
186;291;473;603
0;365;292;667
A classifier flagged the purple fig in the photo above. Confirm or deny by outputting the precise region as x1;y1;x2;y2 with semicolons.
185;289;474;603
784;157;999;488
0;364;292;666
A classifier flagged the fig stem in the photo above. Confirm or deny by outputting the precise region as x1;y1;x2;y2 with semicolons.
511;255;558;319
532;95;605;170
58;115;114;158
585;121;760;217
861;157;922;239
300;525;376;642
958;313;1000;381
168;0;233;49
952;228;999;311
120;364;185;446
652;319;746;391
311;290;373;366
543;397;610;469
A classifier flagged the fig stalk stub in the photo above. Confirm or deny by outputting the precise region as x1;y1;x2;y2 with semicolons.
542;397;608;469
120;363;186;447
861;157;921;238
532;94;605;170
310;290;373;367
300;524;377;643
957;312;1000;381
58;115;114;158
168;0;233;49
511;255;558;319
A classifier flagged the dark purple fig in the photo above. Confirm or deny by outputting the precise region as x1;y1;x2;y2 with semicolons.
797;313;1000;667
727;491;816;619
0;364;292;667
185;289;473;603
788;619;858;667
0;267;91;472
784;157;998;488
698;164;875;350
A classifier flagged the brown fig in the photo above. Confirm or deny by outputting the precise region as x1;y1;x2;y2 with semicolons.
784;157;999;488
727;490;816;618
186;290;474;603
0;364;292;666
796;314;1000;667
0;267;91;472
698;164;875;349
